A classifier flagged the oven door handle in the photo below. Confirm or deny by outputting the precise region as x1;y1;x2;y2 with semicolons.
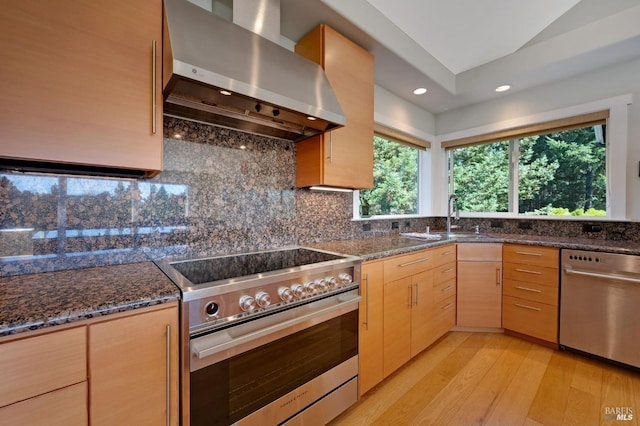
192;293;361;361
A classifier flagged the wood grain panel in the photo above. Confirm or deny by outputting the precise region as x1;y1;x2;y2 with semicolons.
431;244;457;268
383;277;412;377
383;249;433;283
503;278;559;305
457;260;503;327
504;244;559;269
359;260;384;396
457;243;503;261
502;295;558;343
503;261;559;287
0;326;86;407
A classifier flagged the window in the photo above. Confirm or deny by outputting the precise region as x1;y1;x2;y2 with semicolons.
445;111;608;217
356;129;428;218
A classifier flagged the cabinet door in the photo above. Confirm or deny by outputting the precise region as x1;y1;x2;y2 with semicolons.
457;261;503;327
383;277;412;377
410;270;434;357
0;0;162;175
89;305;179;426
359;261;384;396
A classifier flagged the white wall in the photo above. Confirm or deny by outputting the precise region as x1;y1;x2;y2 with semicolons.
434;57;640;220
374;85;436;137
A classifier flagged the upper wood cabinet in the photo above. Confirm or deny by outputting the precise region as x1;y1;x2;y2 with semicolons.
294;24;374;189
0;0;163;177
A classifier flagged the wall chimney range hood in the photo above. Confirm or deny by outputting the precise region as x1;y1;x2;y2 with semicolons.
162;0;346;141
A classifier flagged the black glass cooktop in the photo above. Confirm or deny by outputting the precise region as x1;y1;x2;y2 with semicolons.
170;248;344;285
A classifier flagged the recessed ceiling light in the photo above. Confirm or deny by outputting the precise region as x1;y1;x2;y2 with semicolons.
495;85;511;92
413;87;428;95
219;89;232;96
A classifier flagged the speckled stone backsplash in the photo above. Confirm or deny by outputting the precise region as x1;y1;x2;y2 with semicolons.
1;117;638;276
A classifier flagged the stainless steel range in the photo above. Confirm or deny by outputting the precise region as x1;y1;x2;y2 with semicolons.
156;247;361;426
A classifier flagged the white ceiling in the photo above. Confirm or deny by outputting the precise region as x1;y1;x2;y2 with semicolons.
278;0;640;114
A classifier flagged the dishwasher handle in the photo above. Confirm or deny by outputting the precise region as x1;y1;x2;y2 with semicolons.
564;268;640;284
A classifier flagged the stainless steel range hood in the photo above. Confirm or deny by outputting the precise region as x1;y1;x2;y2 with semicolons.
162;0;345;141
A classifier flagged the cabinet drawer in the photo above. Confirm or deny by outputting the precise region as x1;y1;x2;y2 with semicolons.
433;278;456;304
431;244;457;268
433;262;456;285
503;262;559;287
0;326;87;407
503;244;559;269
457;243;502;261
384;250;433;282
502;295;558;343
503;279;558;306
432;295;456;335
0;382;87;426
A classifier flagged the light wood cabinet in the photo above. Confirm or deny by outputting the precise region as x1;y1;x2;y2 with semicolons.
382;244;456;378
457;244;503;328
294;24;374;189
0;0;163;177
359;260;384;396
502;244;559;344
89;304;179;426
0;326;87;425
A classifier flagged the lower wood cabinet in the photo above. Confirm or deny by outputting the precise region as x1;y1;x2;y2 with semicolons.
89;304;179;426
457;243;503;328
0;302;179;426
359;260;384;396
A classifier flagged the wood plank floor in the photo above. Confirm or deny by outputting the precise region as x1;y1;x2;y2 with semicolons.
331;332;640;426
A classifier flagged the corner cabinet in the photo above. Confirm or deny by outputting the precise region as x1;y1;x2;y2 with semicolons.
294;24;374;189
0;0;163;177
89;304;179;426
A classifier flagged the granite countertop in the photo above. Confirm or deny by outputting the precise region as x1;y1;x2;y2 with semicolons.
0;262;180;337
308;232;640;261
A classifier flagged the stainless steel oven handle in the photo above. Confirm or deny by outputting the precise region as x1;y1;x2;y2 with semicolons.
192;293;361;360
564;268;640;284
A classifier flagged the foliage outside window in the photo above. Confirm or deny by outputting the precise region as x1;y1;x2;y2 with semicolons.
359;135;419;217
449;124;607;216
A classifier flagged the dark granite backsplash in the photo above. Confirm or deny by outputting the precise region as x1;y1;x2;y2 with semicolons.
0;117;637;276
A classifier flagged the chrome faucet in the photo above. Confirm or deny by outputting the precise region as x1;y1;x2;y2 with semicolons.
447;194;459;234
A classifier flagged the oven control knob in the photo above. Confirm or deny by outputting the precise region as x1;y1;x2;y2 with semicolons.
314;278;327;292
303;281;317;295
255;291;271;308
278;286;294;302
325;276;338;289
338;273;352;285
239;295;256;311
291;283;306;298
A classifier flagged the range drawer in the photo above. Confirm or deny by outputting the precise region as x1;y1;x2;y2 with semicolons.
384;249;433;283
503;262;559;287
431;244;456;268
0;326;87;407
503;279;558;305
502;295;558;343
503;244;559;269
433;262;456;285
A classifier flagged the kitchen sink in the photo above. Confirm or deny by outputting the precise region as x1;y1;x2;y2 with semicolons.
400;232;491;241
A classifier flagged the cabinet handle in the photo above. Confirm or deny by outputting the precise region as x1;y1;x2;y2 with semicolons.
414;283;419;306
515;268;542;275
442;268;454;274
496;267;502;286
152;40;157;135
515;303;541;312
443;251;454;256
328;132;333;163
408;285;413;307
515;285;542;293
441;285;454;292
166;324;171;426
515;251;542;257
399;257;430;268
363;274;369;331
442;303;454;310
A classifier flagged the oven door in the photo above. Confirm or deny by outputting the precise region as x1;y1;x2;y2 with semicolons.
189;290;360;426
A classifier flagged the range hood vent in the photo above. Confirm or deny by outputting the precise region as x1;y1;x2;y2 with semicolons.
162;0;346;141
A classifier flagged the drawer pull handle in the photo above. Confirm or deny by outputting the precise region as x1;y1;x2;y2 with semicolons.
441;285;454;292
399;257;430;267
515;268;542;275
442;268;454;274
515;251;542;257
515;303;541;311
442;303;454;310
496;267;502;287
443;251;454;256
515;285;542;293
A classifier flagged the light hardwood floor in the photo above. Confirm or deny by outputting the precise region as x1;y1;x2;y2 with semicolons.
331;332;640;426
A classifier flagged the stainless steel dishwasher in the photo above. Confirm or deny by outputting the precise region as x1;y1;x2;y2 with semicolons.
560;249;640;369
